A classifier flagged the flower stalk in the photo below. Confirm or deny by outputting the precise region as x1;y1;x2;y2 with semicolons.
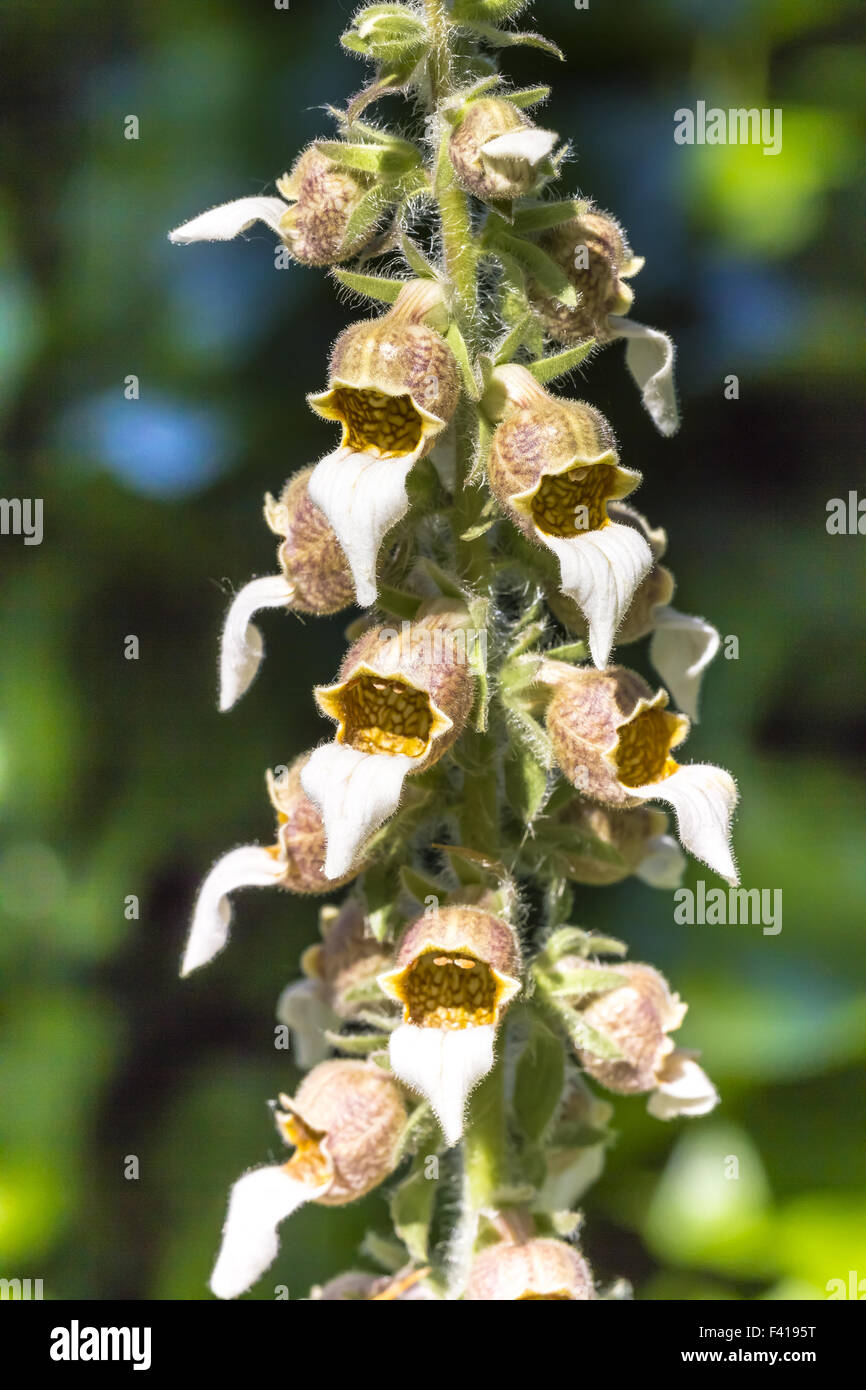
172;0;737;1301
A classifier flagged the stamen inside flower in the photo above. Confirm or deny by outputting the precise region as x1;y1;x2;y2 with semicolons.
615;707;681;788
331;388;425;458
530;464;618;538
399;950;498;1028
276;1110;333;1188
336;673;435;758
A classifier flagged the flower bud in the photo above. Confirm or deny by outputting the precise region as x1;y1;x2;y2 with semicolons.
210;1061;407;1299
275;145;375;265
530;210;640;344
450;98;557;201
561;961;719;1120
486;366;653;667
300;898;393;1020
552;801;685;889
307;282;461;606
545;664;738;883
465;1237;596;1301
301;603;476;880
379;905;521;1145
181;755;362;978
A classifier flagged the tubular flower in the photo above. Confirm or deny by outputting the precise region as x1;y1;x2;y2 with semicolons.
378;906;522;1146
546;503;720;720
465;1237;596;1301
276;899;393;1067
544;664;738;884
181;756;362;978
210;1061;408;1299
529;210;678;437
562;961;719;1120
169;143;378;265
307;280;460;606
551;802;685;889
301;603;476;880
449;97;558;202
313;1267;436;1301
486;366;653;668
219;468;355;712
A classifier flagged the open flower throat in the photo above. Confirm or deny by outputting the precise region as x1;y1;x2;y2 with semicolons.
615;706;681;788
530;463;618;538
276;1108;333;1187
336;673;435;758
332;387;425;458
400;950;499;1029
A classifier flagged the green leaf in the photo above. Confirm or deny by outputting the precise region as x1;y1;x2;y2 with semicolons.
503;701;555;770
543;638;589;662
493;312;532;365
452;0;531;22
544;997;625;1061
316;139;420;178
543;965;627;998
501;85;551;109
340;184;393;251
445;321;480;399
539;926;628;964
416;557;467;601
505;745;550;826
464;20;564;61
331;268;406;305
528;340;596;385
376;584;423;622
514;1015;565;1141
399;865;445;908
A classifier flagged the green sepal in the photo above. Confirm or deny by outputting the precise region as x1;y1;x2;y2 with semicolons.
488;228;578;306
400;232;438;279
501;85;551;109
340;184;394;254
324;1028;391;1055
542;638;589;663
463;20;564;61
541;995;626;1062
445;321;481;400
315;138;421;178
511;199;586;233
360;862;401;943
452;0;532;22
339;975;389;1007
376;585;424;622
415;557;469;602
390;1150;438;1263
441;843;507;887
331;267;406;304
504;744;550;825
360;1231;407;1273
467;408;493;485
513;1012;566;1141
539;925;628;964
399;864;446;909
528;339;596;386
493;312;533;365
502;700;555;771
541;964;628;998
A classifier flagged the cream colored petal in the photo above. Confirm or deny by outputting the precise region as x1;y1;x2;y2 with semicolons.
632;764;739;886
542;522;653;669
219;574;295;713
650;606;720;722
169;197;288;244
276;979;339;1070
209;1165;324;1300
182;845;285;978
481;127;558;167
634;833;687;890
647;1051;719;1121
300;743;415;881
388;1021;496;1148
608;316;679;438
307;447;418;608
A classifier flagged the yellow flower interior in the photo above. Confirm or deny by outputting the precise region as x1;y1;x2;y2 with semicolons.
332;387;425;458
517;1292;574;1300
400;950;498;1029
337;673;435;758
615;706;680;788
530;463;618;538
277;1112;333;1188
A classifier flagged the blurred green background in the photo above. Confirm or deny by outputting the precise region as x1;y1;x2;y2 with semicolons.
1;0;864;1300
